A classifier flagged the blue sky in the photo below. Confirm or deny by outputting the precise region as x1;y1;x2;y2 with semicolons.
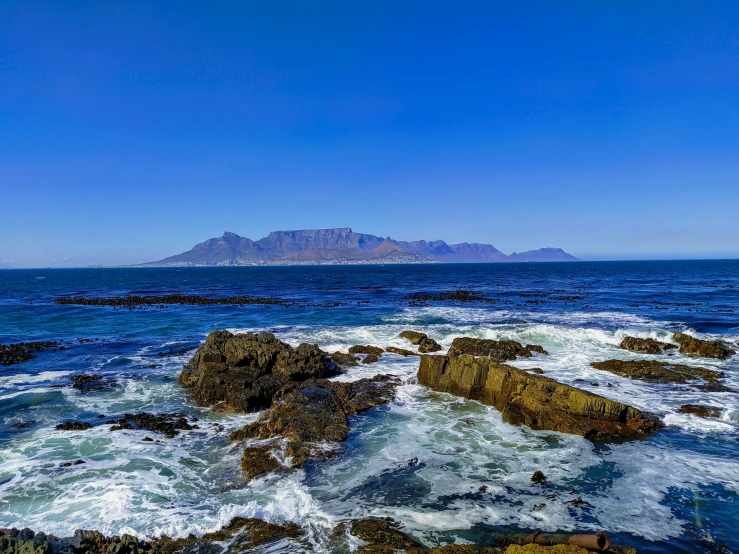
1;1;738;266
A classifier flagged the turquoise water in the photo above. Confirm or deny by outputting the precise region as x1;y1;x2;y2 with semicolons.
1;262;737;552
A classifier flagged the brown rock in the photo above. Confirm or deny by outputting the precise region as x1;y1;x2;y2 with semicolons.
179;331;339;412
672;332;735;360
620;336;677;354
448;338;547;360
418;355;661;439
399;330;428;345
590;359;725;386
418;337;443;353
241;446;281;482
331;351;359;366
349;517;428;553
349;345;385;356
362;353;380;364
504;546;588;554
679;404;722;418
386;346;420;357
531;471;547;484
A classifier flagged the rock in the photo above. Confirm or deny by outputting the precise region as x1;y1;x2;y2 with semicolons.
526;368;544;375
106;412;198;438
55;421;92;431
70;373;116;393
447;338;547;360
386;346;420;357
231;376;398;480
0;341;60;366
331;351;359;366
399;330;428;345
418;337;443;353
362;353;380;364
241;446;281;481
418;355;661;439
619;336;676;354
672;332;735;360
349;345;384;356
504;546;588;554
590;359;725;387
348;517;428;553
679;404;722;418
531;471;546;484
180;331;339;412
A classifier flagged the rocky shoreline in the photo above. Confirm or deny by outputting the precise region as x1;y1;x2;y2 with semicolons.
8;328;737;553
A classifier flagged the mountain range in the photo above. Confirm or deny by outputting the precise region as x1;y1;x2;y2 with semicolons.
142;228;579;266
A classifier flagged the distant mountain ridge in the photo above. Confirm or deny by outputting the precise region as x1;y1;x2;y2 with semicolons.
143;228;579;266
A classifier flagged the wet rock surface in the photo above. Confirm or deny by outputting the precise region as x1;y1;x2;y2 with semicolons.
331;351;359;366
180;331;339;412
672;332;735;360
619;336;676;354
386;346;420;357
69;372;117;393
0;517;303;554
590;359;725;387
348;345;385;356
419;355;661;439
679;404;722;418
418;337;443;353
55;421;93;431
231;376;398;481
447;338;548;360
399;330;428;345
0;341;61;366
106;412;198;438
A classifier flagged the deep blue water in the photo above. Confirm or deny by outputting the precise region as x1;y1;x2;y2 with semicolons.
1;261;737;553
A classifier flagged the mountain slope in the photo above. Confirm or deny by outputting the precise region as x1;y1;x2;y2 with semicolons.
143;228;579;266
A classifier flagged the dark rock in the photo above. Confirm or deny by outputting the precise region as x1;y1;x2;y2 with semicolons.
70;373;116;394
619;336;676;354
531;471;547;484
418;337;443;353
348;345;384;356
672;332;735;360
106;412;197;438
447;338;547;360
362;353;380;364
331;351;359;366
55;293;294;309
590;359;725;386
0;341;60;366
231;376;398;480
418;355;661;439
56;421;93;431
386;346;420;357
679;404;722;418
399;330;428;345
180;331;339;412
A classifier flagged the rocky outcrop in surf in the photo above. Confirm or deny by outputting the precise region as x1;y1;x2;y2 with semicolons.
418;355;661;439
619;336;676;354
230;375;399;481
0;341;61;366
179;331;340;412
672;332;735;360
679;404;722;418
447;337;548;360
590;359;727;389
398;331;443;353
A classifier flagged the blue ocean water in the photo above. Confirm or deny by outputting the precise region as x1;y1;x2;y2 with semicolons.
0;261;737;553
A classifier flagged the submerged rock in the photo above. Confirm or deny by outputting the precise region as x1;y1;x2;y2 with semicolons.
55;421;93;431
231;376;398;481
447;338;547;360
672;332;735;360
418;355;660;439
106;412;198;438
590;359;725;387
679;404;722;418
70;372;116;393
0;341;60;366
399;330;428;345
180;330;339;412
619;336;676;354
386;346;420;357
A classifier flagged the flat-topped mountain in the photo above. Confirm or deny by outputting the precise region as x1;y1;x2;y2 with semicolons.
143;228;579;266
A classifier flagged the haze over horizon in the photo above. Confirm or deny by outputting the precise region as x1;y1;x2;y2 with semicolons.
2;2;738;267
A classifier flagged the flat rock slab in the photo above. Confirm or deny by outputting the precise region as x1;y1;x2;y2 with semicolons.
418;355;660;439
591;359;724;386
619;336;676;354
448;338;547;360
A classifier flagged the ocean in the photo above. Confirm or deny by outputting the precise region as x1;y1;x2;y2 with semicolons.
0;261;737;553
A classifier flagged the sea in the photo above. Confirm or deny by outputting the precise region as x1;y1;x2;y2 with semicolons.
0;261;737;553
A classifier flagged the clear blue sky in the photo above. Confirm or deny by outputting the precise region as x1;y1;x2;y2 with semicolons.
1;1;738;267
